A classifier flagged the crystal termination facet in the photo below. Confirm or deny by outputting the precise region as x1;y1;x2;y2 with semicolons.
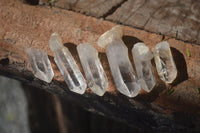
77;43;108;96
25;48;54;83
49;33;87;94
132;43;156;92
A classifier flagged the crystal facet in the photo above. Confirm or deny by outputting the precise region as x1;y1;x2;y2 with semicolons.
25;48;54;83
98;26;141;97
153;41;177;83
77;43;108;96
132;43;156;92
49;33;87;94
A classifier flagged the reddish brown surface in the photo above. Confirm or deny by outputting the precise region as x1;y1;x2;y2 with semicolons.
42;0;200;44
0;0;200;114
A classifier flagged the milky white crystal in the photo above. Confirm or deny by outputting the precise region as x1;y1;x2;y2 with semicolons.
77;43;108;96
153;41;177;83
98;25;141;97
132;43;156;92
97;25;123;48
49;33;87;94
25;48;54;83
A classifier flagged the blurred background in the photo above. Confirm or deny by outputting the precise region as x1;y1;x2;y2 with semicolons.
0;76;138;133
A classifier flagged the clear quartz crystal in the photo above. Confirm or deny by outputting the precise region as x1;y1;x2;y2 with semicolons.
153;41;177;83
25;48;54;83
98;26;141;97
132;43;156;92
49;33;87;94
77;43;108;96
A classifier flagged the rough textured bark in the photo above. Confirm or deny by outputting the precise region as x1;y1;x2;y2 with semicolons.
23;85;60;133
0;0;200;132
23;84;139;133
106;0;200;44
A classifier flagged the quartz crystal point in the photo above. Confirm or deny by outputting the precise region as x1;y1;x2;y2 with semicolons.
77;43;108;96
153;41;177;83
132;43;156;92
25;48;54;83
97;25;141;97
49;33;87;94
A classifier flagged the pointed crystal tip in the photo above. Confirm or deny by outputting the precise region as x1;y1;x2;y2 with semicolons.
88;80;106;96
25;48;54;83
70;84;87;95
97;25;123;48
77;43;108;96
49;32;63;52
120;83;141;97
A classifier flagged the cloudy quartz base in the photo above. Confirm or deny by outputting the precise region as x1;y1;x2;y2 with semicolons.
132;43;156;92
25;48;54;83
77;43;108;96
49;33;87;94
153;41;177;83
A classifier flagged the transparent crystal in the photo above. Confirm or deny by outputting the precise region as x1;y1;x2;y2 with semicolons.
153;41;177;83
25;48;54;83
77;43;108;96
98;26;141;97
132;43;156;92
49;33;87;94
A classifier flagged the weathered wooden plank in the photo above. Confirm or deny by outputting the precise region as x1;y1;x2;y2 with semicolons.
39;0;125;18
106;0;200;44
0;0;200;132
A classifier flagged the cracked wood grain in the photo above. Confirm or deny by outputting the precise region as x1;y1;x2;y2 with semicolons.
40;0;125;18
0;0;200;132
39;0;200;44
106;0;200;44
